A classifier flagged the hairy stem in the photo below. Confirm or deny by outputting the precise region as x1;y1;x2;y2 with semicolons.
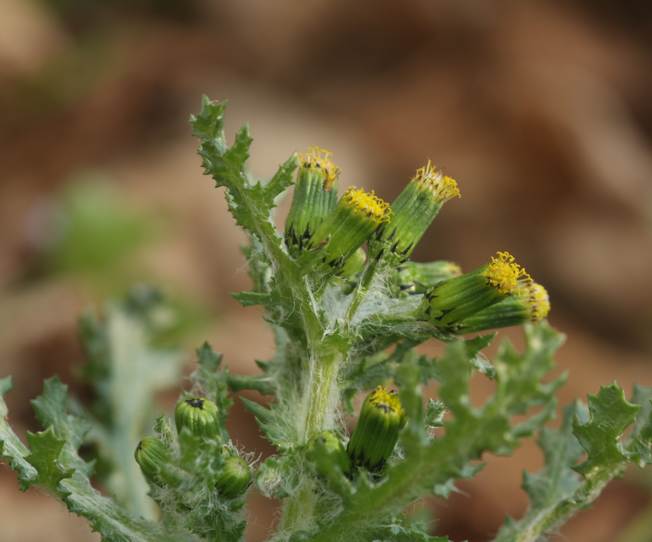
279;477;317;535
280;257;381;536
301;350;342;441
280;347;344;535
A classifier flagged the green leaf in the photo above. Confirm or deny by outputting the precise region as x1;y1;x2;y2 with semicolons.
26;427;73;490
573;383;640;475
492;384;652;542
79;295;184;518
0;377;38;489
31;377;92;476
192;96;288;265
628;385;652;466
61;471;196;542
1;374;197;541
263;154;297;206
524;404;584;509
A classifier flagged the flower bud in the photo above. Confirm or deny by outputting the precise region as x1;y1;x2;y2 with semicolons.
135;436;183;487
175;396;219;438
285;147;339;254
215;455;252;498
347;386;406;471
398;260;462;294
309;187;391;270
456;282;550;333
340;247;367;277
422;251;532;327
372;162;459;262
306;431;351;477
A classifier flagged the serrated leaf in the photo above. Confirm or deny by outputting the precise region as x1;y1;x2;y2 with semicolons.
1;375;196;541
492;385;652;542
26;427;73;490
79;296;183;518
627;385;652;466
192;96;289;265
0;377;38;488
523;404;583;510
61;471;196;542
31;377;91;476
264;155;298;205
573;383;640;475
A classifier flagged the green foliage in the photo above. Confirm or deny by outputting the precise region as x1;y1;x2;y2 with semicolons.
492;384;652;542
1;97;651;542
79;288;185;517
0;376;194;542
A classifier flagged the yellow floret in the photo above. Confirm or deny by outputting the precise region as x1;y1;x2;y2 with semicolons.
369;386;404;416
484;251;531;295
343;187;392;224
525;282;551;321
298;146;340;189
414;160;461;202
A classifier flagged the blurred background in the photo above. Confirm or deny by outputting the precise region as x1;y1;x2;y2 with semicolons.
1;1;651;541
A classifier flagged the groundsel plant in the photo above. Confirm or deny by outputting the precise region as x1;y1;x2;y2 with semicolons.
1;97;651;542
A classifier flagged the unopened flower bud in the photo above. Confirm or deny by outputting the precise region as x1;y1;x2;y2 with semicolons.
135;436;183;487
340;247;367;277
347;386;406;471
216;455;252;498
306;431;351;477
309;187;391;270
175;396;219;438
372;162;460;262
285;147;339;254
456;282;550;333
398;260;462;294
423;251;532;327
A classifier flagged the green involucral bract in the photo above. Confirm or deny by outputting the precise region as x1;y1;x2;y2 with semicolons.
0;97;650;542
348;386;406;472
175;397;220;438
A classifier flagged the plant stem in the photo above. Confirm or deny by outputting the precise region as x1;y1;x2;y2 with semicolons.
301;349;342;441
280;258;382;536
279;477;317;534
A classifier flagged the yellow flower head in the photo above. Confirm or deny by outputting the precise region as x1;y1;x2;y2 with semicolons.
298;146;340;189
414;160;461;202
342;187;392;224
518;282;551;322
368;385;404;417
484;251;531;295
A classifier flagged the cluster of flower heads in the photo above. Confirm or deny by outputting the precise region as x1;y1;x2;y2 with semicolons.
285;146;550;333
135;396;252;501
